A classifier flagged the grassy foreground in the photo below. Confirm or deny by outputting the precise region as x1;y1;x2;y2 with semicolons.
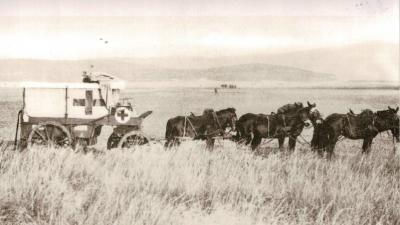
0;140;399;225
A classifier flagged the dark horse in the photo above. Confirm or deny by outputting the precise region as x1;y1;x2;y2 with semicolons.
311;106;399;158
236;102;317;150
164;108;237;149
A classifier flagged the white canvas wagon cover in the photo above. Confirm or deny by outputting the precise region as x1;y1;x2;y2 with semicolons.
23;81;125;119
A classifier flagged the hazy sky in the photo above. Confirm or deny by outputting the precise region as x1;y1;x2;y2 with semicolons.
0;0;398;59
1;0;398;17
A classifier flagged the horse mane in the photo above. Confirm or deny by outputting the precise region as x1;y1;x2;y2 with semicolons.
358;109;374;119
375;108;393;116
285;105;312;117
217;107;236;114
275;106;305;120
202;109;214;115
375;108;399;120
277;103;303;115
376;109;385;114
346;109;373;117
325;113;344;123
360;109;373;114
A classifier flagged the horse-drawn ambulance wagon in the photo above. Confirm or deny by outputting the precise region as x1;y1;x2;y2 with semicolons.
15;72;152;150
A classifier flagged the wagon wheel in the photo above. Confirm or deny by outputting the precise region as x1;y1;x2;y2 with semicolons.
27;121;72;149
117;131;149;149
107;132;120;150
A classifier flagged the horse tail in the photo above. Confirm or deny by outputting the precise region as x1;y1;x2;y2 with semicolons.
165;119;172;140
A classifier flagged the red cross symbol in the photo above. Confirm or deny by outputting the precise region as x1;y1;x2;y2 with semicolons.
115;107;131;123
117;109;128;121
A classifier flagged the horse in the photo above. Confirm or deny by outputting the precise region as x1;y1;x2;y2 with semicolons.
235;102;311;144
236;102;316;151
311;106;399;158
375;106;399;143
275;103;322;150
234;112;283;146
164;108;237;149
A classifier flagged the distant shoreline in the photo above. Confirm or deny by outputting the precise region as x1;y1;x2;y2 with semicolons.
1;81;398;91
269;86;400;90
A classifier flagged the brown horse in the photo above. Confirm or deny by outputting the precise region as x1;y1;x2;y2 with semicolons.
235;112;284;146
164;108;237;149
311;106;399;158
236;102;317;151
375;107;399;142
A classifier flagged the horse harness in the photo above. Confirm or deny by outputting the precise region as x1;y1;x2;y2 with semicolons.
183;116;198;137
207;111;225;136
345;113;377;136
182;112;223;138
280;113;313;146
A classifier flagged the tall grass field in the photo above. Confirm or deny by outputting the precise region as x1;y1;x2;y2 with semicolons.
0;140;399;225
0;87;399;224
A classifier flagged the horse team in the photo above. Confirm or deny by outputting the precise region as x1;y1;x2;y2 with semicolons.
164;102;400;158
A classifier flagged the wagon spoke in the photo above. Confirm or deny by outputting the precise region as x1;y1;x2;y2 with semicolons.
28;122;71;150
47;126;58;147
44;126;51;142
54;127;65;147
34;129;47;141
118;132;149;149
48;126;54;140
50;126;58;144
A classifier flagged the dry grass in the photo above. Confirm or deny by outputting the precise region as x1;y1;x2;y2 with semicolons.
0;139;399;225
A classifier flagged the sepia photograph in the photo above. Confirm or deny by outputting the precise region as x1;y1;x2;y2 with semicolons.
0;0;399;224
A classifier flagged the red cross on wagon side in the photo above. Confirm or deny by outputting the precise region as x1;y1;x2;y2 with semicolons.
14;72;152;150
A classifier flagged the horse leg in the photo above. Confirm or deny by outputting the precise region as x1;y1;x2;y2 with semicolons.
245;132;254;145
317;147;324;157
164;139;171;150
327;145;334;160
278;135;285;150
362;137;373;154
361;138;368;153
174;138;181;147
288;135;297;152
206;138;215;151
368;138;374;153
326;138;338;160
251;135;262;151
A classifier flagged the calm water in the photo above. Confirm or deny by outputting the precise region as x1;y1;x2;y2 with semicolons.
0;88;399;140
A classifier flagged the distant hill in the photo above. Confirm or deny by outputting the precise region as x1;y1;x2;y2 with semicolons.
0;41;397;84
129;41;399;81
0;60;334;83
197;63;334;82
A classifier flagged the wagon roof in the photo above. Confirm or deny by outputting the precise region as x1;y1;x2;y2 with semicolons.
19;81;125;89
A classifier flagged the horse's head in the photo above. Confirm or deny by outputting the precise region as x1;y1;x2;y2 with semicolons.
310;109;324;125
296;101;316;127
216;107;237;131
376;106;399;141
